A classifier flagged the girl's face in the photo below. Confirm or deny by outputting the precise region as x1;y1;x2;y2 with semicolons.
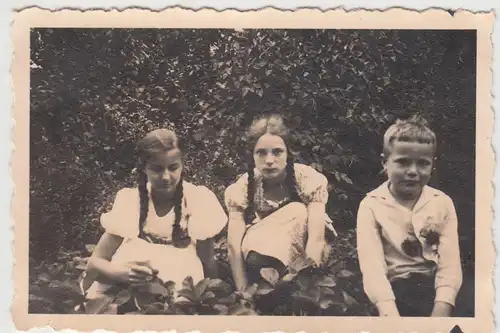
383;141;434;200
144;149;183;194
253;133;288;180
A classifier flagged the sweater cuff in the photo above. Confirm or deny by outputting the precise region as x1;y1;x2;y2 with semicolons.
375;300;400;316
435;286;459;306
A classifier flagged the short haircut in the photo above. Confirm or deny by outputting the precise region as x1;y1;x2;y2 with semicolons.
383;115;437;156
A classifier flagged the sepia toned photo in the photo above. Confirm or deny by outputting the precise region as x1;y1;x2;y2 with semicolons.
12;7;494;333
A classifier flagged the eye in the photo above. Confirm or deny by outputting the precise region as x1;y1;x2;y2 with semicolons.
168;163;180;172
255;149;267;157
395;158;410;166
272;148;285;156
418;160;431;167
150;165;164;173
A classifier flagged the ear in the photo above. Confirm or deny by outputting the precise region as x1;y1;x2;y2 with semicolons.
380;153;388;168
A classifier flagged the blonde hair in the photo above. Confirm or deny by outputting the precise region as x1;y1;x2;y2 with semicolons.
382;114;437;156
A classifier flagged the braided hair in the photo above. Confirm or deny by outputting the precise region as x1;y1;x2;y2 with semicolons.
137;129;191;248
244;115;301;225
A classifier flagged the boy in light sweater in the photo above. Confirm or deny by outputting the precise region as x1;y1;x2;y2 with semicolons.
356;115;463;317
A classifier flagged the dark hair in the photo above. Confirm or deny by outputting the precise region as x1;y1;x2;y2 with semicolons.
244;115;301;224
137;129;190;248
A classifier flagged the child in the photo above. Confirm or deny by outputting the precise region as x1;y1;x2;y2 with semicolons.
225;114;333;291
82;129;228;312
356;115;463;317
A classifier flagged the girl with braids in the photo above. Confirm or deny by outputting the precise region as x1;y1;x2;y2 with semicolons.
225;114;332;291
356;115;462;317
82;129;228;312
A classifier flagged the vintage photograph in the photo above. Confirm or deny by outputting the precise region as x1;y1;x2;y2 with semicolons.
12;8;494;333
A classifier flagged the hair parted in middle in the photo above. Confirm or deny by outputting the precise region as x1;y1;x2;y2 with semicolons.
244;114;301;224
136;128;191;248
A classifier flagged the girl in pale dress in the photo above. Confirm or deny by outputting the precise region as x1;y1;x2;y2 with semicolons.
82;129;228;312
225;115;333;291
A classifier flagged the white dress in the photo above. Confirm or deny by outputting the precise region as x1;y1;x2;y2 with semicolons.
224;163;330;265
85;181;228;299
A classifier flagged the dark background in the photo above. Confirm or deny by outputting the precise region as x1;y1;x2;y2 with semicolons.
28;28;476;315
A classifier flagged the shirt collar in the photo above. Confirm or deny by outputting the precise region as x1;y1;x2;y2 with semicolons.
367;180;442;212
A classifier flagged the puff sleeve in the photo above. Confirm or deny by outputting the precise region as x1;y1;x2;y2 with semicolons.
188;185;229;241
100;188;140;239
295;164;329;205
224;174;249;213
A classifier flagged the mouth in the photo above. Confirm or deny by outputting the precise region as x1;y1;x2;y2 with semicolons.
263;168;278;173
402;180;420;187
159;182;174;190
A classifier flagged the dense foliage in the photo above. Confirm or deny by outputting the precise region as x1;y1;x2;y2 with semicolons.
30;230;376;316
29;28;476;316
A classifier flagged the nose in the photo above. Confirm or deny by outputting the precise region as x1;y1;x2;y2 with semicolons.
265;155;274;166
162;170;171;182
406;164;418;176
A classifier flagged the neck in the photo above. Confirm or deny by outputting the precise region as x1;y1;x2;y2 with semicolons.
262;170;286;187
151;187;175;202
388;182;421;209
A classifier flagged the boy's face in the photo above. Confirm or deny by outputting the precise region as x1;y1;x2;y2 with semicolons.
383;140;434;200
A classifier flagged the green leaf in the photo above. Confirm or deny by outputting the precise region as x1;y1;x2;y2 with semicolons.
340;173;353;185
206;278;233;296
201;291;216;302
229;304;258;316
242;86;250;97
85;244;96;254
182;276;195;291
37;272;52;284
338;269;355;279
315;276;337;288
281;273;297;282
48;280;85;302
177;288;198;303
292;289;320;304
319;294;344;309
288;255;315;274
244;283;259;297
101;303;118;314
213;304;229;315
215;293;238;305
255;284;274;296
75;263;87;271
164;280;176;294
343;291;359;307
114;289;132;306
260;267;279;286
143;302;167;314
174;299;196;307
145;281;170;297
85;295;115;314
194;278;210;299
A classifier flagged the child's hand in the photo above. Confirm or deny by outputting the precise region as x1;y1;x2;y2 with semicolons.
124;260;158;286
133;260;160;276
431;301;453;317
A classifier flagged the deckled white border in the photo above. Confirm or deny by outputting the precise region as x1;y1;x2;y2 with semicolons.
4;2;499;333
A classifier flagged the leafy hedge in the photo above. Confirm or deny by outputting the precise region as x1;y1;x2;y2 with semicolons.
29;28;476;313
